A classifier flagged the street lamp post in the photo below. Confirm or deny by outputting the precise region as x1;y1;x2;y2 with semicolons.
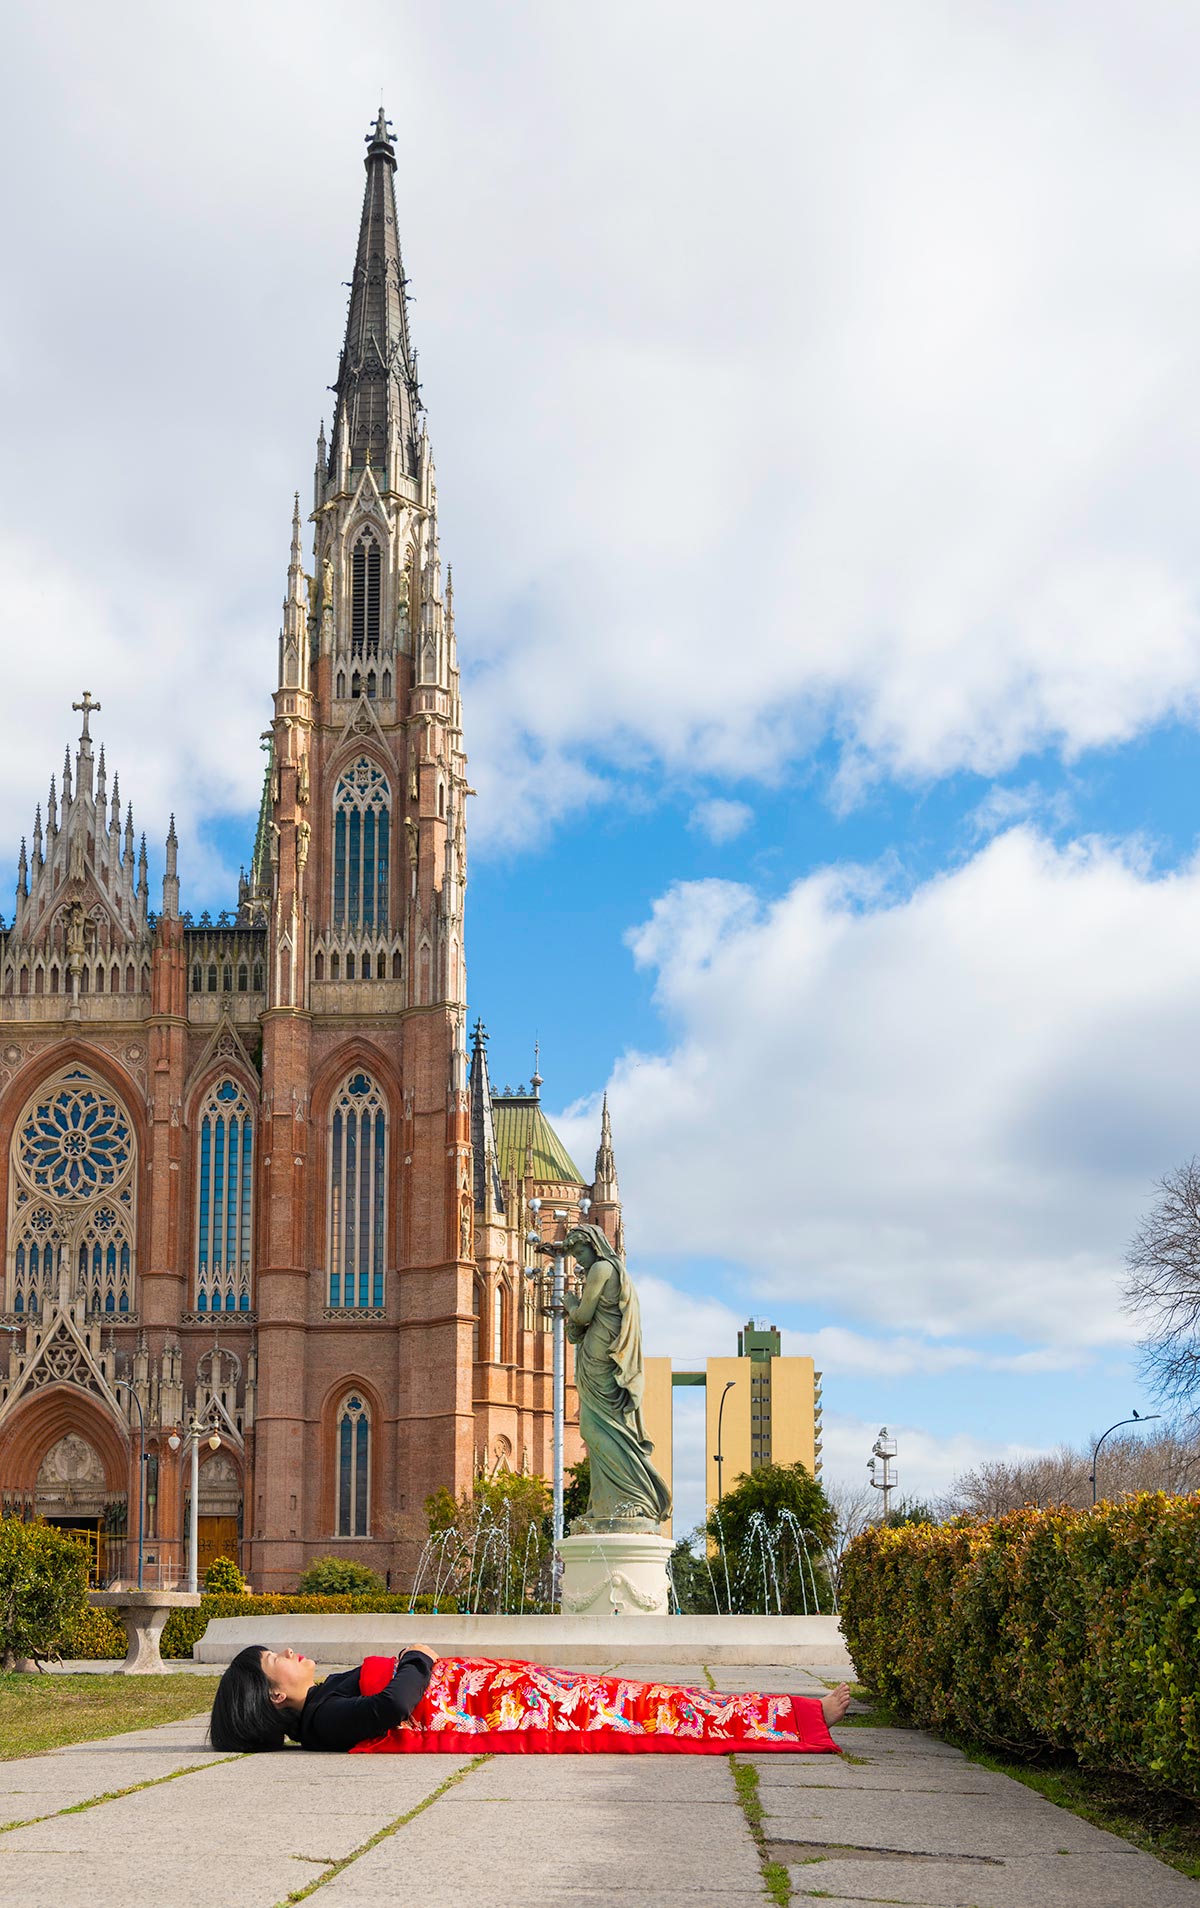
713;1380;736;1509
525;1197;590;1579
168;1414;222;1593
1089;1411;1161;1505
119;1381;146;1589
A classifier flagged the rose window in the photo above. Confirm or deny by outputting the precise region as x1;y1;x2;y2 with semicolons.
18;1079;133;1200
7;1070;137;1318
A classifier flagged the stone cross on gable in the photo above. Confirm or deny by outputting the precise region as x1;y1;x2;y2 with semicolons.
72;691;101;742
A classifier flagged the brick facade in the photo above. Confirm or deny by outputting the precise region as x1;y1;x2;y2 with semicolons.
0;113;604;1590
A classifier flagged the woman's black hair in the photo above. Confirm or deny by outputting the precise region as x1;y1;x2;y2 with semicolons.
208;1645;289;1753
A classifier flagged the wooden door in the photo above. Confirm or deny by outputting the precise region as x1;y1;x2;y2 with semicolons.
197;1517;240;1584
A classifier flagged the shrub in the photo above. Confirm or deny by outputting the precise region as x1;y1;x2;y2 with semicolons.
840;1493;1200;1797
203;1555;245;1595
0;1517;91;1667
296;1556;386;1596
62;1602;126;1660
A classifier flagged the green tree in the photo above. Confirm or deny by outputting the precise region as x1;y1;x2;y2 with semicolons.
422;1471;553;1612
884;1498;940;1528
0;1517;91;1668
705;1462;836;1614
668;1531;719;1614
562;1456;590;1529
296;1555;386;1596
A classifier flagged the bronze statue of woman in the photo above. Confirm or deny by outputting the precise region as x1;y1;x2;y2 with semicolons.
558;1223;672;1529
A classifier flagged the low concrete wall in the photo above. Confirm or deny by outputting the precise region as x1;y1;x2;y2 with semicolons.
193;1611;852;1670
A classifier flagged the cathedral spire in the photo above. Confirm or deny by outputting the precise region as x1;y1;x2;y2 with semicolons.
329;107;421;487
162;814;179;919
593;1092;620;1205
278;493;310;692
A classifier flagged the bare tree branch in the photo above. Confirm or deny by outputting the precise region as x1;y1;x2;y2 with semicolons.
945;1426;1200;1516
1124;1158;1200;1415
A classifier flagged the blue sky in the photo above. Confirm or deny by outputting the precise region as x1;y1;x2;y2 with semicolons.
5;1;1200;1536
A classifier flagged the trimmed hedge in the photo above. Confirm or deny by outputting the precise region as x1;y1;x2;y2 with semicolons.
62;1591;456;1661
840;1493;1200;1797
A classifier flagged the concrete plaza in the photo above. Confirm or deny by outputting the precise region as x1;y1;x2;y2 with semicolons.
0;1660;1194;1907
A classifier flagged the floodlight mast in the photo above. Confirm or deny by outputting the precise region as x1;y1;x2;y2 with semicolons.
868;1427;897;1521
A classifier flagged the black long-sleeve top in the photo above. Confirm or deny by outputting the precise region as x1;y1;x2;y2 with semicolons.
291;1651;435;1752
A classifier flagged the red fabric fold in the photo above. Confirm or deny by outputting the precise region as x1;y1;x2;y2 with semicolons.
350;1655;838;1757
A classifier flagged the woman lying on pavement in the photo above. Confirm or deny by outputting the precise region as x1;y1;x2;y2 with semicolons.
208;1643;851;1757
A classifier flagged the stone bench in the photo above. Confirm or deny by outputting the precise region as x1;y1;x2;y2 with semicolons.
87;1589;202;1674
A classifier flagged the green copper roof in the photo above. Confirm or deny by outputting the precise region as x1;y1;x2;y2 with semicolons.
492;1097;584;1185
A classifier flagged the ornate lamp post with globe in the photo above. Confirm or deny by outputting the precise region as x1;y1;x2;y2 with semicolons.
168;1413;223;1593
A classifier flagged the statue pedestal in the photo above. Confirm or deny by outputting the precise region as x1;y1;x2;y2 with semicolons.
557;1530;674;1616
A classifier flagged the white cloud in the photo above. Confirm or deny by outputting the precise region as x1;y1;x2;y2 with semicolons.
968;783;1076;840
558;826;1200;1354
4;6;1200;871
818;1412;1045;1505
688;799;753;846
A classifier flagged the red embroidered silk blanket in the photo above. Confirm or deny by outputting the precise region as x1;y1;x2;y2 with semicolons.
350;1656;839;1757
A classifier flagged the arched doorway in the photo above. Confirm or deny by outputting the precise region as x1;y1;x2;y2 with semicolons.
35;1431;116;1584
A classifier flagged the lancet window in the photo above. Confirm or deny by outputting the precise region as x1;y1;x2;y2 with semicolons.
350;533;381;661
327;1071;387;1309
332;758;390;931
195;1078;254;1314
335;1393;370;1537
6;1068;137;1317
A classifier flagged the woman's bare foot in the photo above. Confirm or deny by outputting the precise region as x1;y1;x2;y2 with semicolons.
820;1682;851;1727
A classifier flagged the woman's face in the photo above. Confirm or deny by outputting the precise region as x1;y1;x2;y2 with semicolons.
262;1646;315;1707
571;1240;597;1270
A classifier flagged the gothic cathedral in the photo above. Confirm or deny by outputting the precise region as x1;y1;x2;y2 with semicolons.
0;113;617;1589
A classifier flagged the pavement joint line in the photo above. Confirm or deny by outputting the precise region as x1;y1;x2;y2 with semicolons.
765;1837;1004;1867
702;1664;717;1691
730;1755;791;1906
0;1753;244;1834
271;1752;493;1907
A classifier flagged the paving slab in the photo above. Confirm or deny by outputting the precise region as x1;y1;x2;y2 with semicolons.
830;1724;969;1757
750;1752;1017;1793
762;1781;1135;1858
464;1752;742;1802
784;1849;1200;1906
318;1780;763;1907
0;1745;471;1908
0;1712;225;1824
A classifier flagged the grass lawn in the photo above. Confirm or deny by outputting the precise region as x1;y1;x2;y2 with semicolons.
0;1673;220;1760
846;1683;1200;1881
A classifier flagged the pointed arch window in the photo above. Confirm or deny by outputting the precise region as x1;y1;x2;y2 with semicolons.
328;1071;387;1309
6;1068;137;1316
351;532;382;661
336;1393;370;1537
493;1279;507;1364
195;1078;254;1314
332;758;390;931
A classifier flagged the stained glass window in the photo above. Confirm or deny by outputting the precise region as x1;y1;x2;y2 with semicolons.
332;758;390;932
328;1071;387;1309
336;1393;370;1537
7;1070;136;1316
195;1078;254;1314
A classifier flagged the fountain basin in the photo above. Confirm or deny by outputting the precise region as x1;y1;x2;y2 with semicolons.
192;1611;852;1669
